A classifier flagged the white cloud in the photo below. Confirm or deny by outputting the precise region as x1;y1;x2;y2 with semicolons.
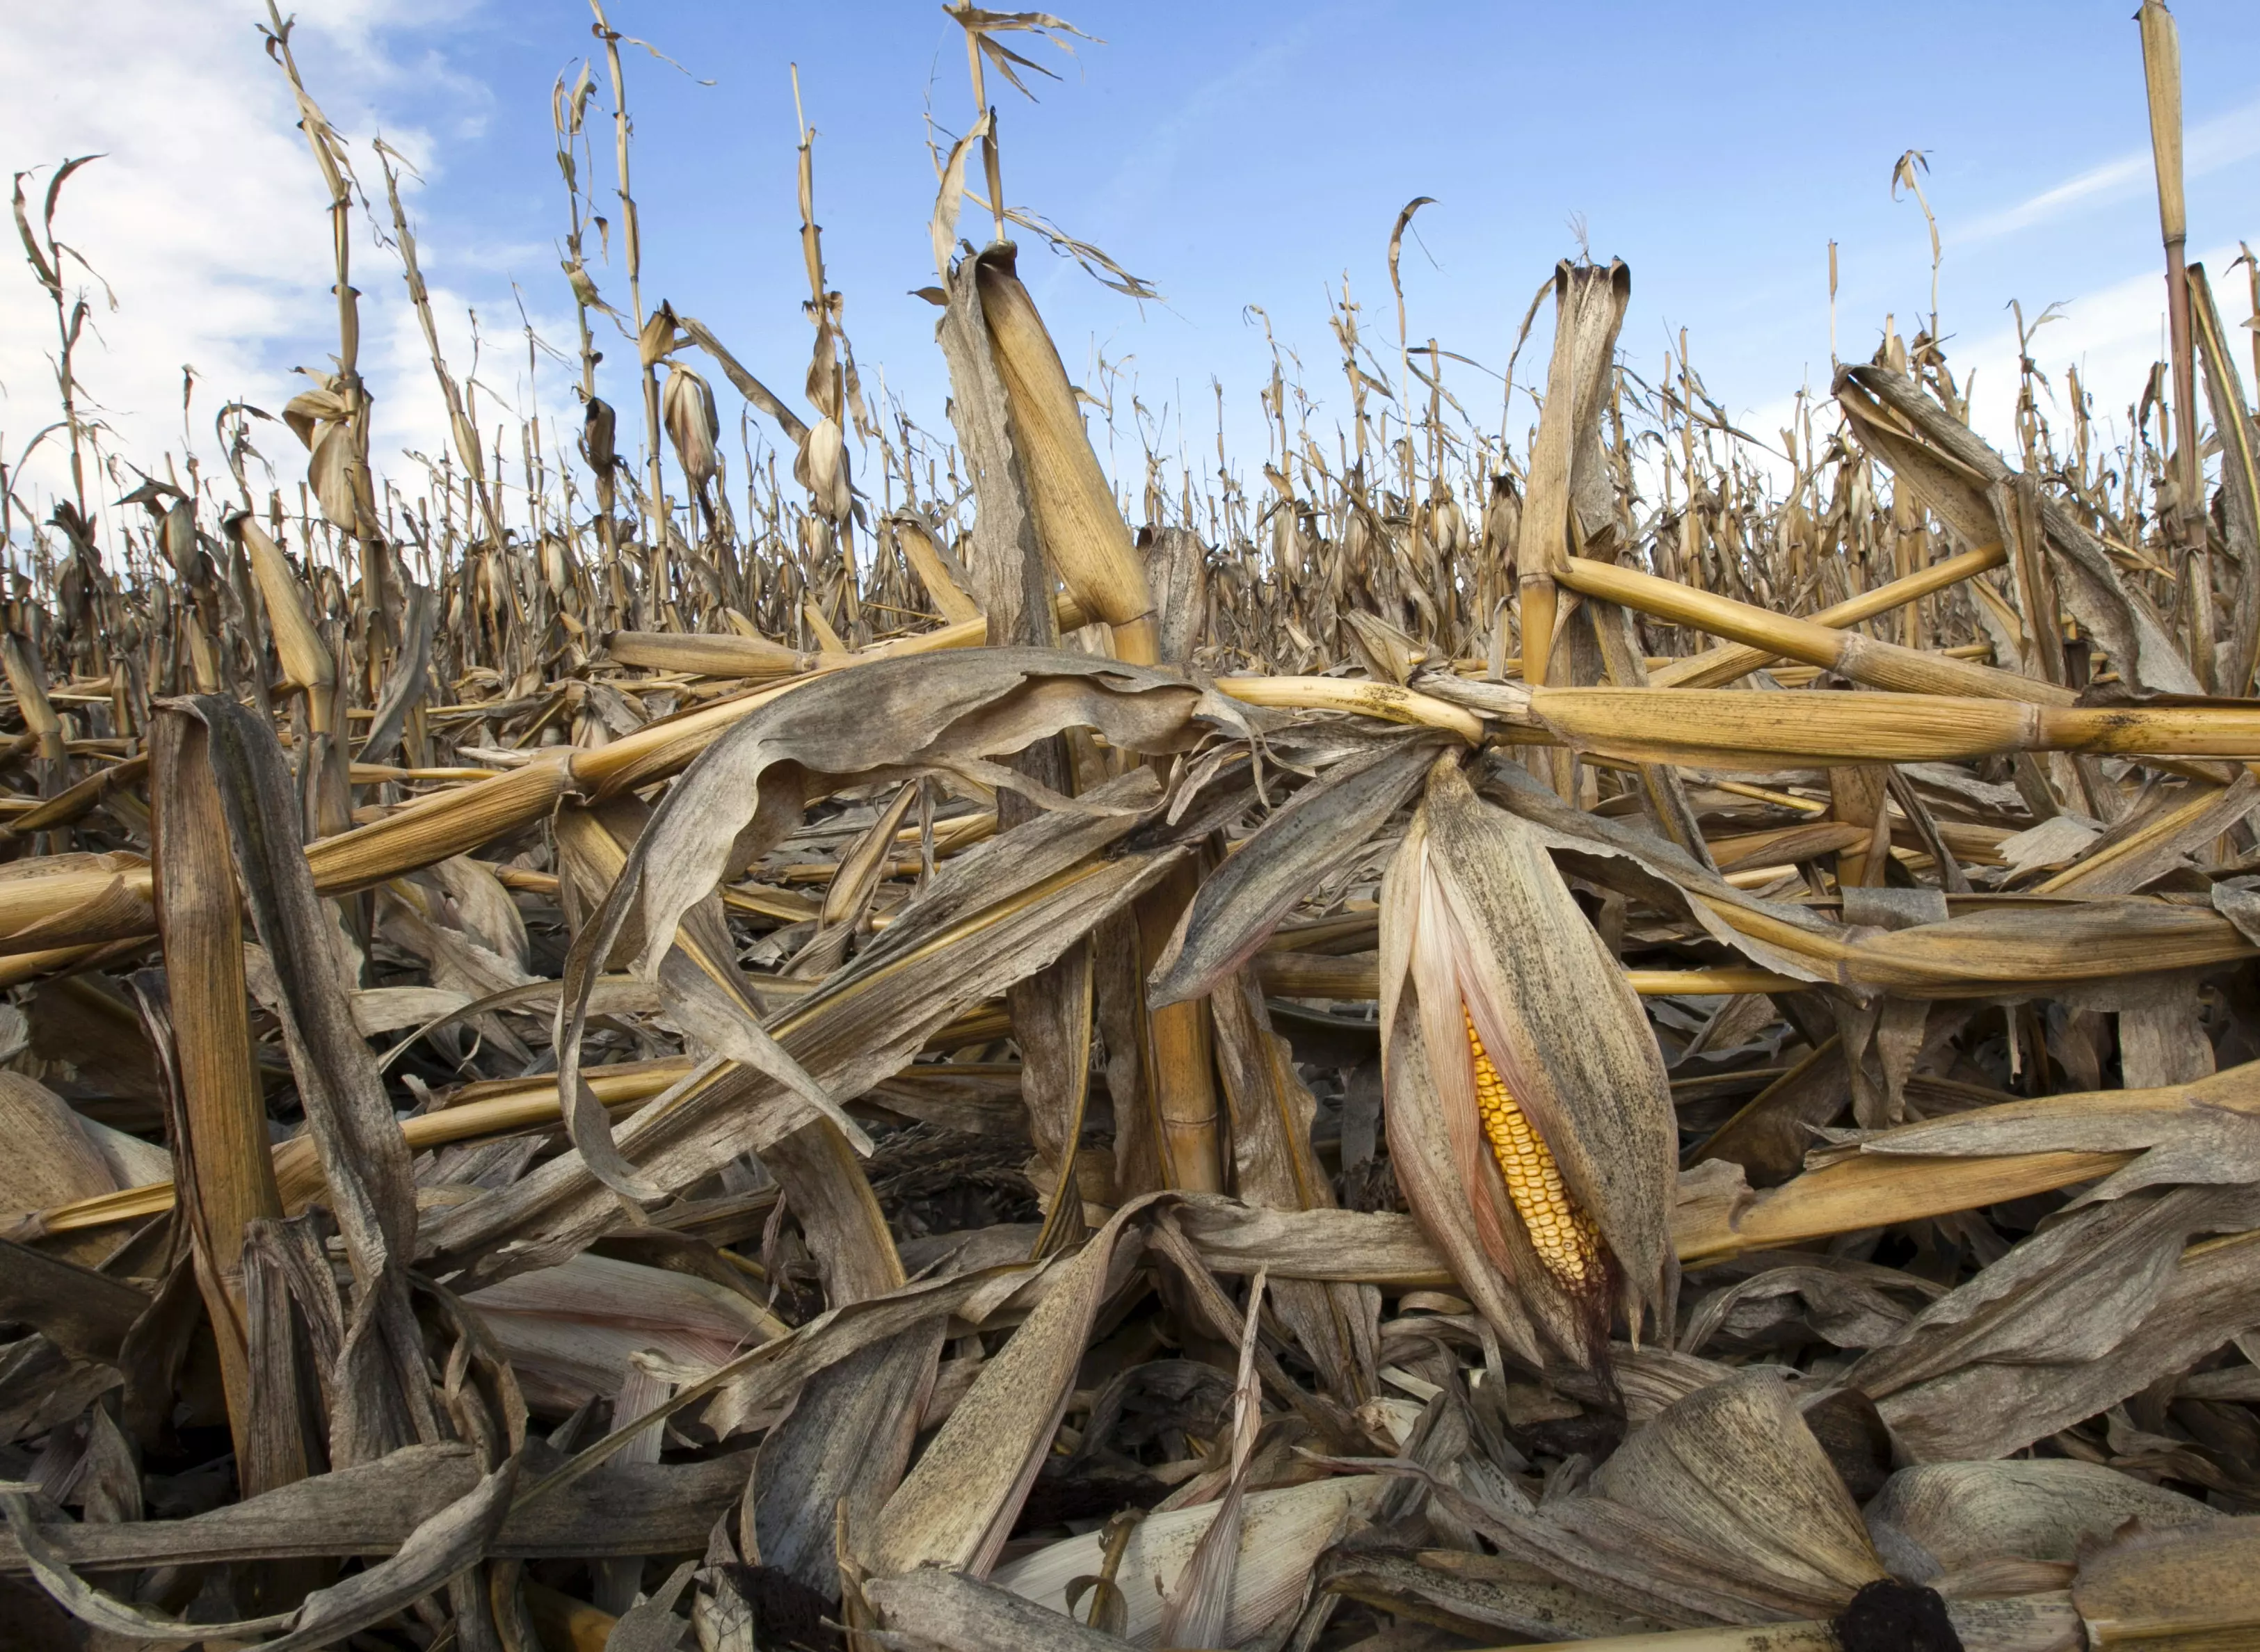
1958;97;2260;245
0;0;570;565
1953;245;2251;456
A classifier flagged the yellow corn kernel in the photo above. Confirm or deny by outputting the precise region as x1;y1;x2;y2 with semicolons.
1466;1006;1603;1290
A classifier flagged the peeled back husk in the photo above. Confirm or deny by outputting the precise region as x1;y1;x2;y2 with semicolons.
1380;755;1677;1365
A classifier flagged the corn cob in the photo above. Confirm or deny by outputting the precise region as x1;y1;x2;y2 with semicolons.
1465;1006;1604;1290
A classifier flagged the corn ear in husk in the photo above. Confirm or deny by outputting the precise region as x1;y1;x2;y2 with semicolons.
972;249;1159;664
1380;755;1676;1370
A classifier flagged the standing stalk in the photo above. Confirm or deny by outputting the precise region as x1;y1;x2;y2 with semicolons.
589;0;668;613
10;161;95;539
1515;268;1580;794
259;8;367;840
262;4;383;643
378;146;504;550
2138;0;2213;688
553;60;622;621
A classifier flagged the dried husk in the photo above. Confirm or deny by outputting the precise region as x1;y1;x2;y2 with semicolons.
2073;1515;2260;1647
1381;755;1677;1366
993;1474;1388;1646
972;248;1158;663
1864;1459;2218;1582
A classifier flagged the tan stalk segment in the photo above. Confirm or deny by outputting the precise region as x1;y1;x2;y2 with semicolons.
1253;952;1808;1000
604;629;817;679
1552;553;2071;705
1681;1060;2260;1260
150;707;295;1493
0;860;154;946
1654;542;2007;691
1523;687;2260;768
1214;675;1483;742
0;938;141;989
303;757;572;897
1508;264;1628;794
2139;0;2211;687
1829;764;1891;890
1050;590;1093;633
1135;857;1224;1194
961;254;1225;1192
1676;1145;2131;1264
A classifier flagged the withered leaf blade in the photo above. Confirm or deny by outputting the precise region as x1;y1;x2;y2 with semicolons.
867;1564;1130;1651
1149;730;1442;1009
1852;1187;2260;1459
6;1460;516;1649
0;1235;146;1361
177;696;438;1464
748;1324;943;1600
355;579;436;764
1582;1372;1886;1614
993;1474;1391;1646
1309;1546;1665;1643
0;1442;743;1571
865;1198;1158;1578
2072;1516;2260;1646
1865;1458;2218;1582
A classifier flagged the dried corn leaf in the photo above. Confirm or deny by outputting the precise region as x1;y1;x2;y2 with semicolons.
1151;731;1441;1008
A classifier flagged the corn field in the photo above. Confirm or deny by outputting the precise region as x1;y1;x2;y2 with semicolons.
4;3;2260;1649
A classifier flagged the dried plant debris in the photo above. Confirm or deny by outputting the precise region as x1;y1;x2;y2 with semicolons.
3;3;2260;1648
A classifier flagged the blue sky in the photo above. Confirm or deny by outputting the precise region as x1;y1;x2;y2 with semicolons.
6;0;2259;524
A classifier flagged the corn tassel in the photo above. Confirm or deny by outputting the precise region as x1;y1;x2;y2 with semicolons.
1466;1006;1604;1291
